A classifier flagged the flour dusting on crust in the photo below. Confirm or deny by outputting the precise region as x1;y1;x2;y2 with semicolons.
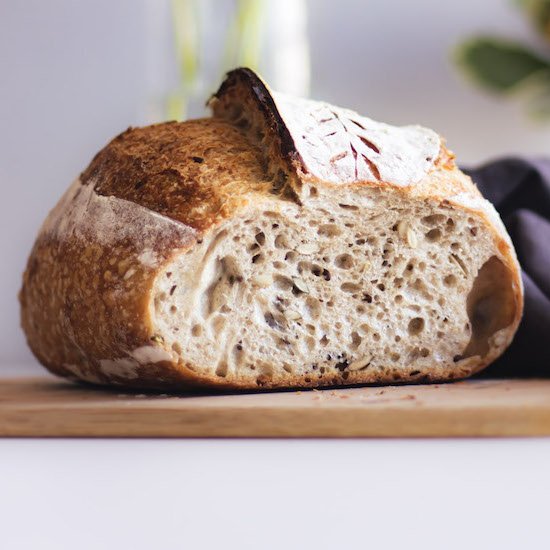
272;92;441;186
41;179;197;250
99;346;176;380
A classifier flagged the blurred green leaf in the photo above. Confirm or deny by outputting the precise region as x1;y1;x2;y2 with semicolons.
455;37;550;93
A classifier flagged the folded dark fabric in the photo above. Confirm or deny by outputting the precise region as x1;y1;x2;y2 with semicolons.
465;158;550;376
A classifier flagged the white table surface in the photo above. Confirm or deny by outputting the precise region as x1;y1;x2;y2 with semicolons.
1;368;550;550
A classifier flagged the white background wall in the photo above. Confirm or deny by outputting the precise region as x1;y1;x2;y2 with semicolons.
2;0;550;368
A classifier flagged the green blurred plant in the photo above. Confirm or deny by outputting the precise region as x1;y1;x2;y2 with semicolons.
455;0;550;118
167;0;264;120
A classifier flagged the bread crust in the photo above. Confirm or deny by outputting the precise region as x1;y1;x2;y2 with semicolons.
20;69;523;390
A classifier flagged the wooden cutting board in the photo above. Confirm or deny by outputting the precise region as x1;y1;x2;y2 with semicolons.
1;377;549;437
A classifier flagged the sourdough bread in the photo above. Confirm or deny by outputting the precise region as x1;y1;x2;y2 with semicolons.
20;68;523;390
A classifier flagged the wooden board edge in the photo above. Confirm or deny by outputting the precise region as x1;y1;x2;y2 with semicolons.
2;405;550;438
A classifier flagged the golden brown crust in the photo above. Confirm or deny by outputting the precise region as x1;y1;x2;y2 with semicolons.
84;119;271;231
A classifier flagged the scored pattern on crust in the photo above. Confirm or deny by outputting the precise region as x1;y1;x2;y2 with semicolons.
271;92;441;187
211;68;442;188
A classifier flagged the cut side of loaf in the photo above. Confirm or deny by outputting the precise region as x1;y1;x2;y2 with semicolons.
20;68;523;390
152;186;517;387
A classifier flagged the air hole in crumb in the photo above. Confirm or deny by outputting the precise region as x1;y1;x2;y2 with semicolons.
373;333;381;342
305;296;321;319
255;231;266;245
339;203;359;210
285;251;297;262
273;261;284;269
425;228;442;242
422;214;445;226
215;361;228;377
341;282;361;293
408;317;425;336
335;253;354;269
351;331;362;349
309;186;318;197
264;312;280;330
172;342;182;354
170;305;177;313
320;335;329;346
297;261;310;275
274;235;287;249
395;294;403;304
420;348;430;357
191;324;202;337
444;274;457;287
318;224;341;237
362;293;373;303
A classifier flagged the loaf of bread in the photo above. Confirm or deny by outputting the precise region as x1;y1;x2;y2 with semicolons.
20;68;523;390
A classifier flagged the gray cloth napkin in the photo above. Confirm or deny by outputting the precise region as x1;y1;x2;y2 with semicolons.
465;158;550;376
